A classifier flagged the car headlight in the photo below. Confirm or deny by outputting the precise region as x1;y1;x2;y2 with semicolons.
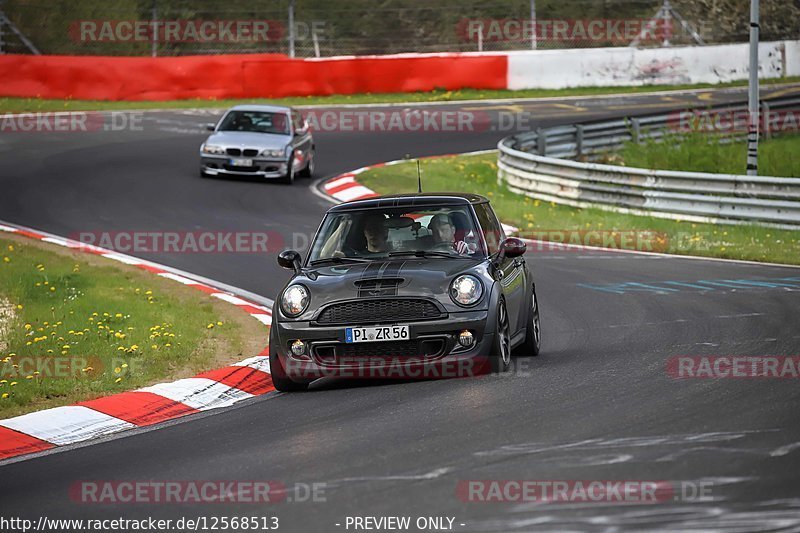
281;285;309;317
449;275;483;306
202;144;225;155
262;148;286;158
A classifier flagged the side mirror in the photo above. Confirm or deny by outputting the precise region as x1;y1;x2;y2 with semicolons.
499;237;527;258
277;249;302;273
205;123;216;132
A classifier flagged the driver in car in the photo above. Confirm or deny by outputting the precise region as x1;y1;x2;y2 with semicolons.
428;213;471;255
363;213;391;253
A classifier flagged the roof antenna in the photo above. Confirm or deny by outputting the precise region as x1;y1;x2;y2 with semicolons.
417;160;422;193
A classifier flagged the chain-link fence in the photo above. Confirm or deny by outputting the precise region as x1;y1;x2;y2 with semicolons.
1;0;798;57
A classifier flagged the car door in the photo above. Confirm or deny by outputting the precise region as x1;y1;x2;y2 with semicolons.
475;203;526;334
290;110;312;170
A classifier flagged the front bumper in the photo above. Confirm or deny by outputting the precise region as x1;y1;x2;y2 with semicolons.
201;155;288;178
272;310;495;382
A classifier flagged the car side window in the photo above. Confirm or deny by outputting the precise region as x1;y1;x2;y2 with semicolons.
474;203;505;255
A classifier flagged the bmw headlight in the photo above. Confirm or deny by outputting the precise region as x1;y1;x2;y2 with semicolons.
449;275;483;306
262;148;286;158
281;285;309;317
202;144;225;155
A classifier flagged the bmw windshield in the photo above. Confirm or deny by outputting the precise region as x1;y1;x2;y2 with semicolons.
218;110;290;135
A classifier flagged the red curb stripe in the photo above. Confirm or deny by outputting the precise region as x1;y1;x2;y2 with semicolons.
237;304;272;315
323;174;355;189
0;426;55;459
195;366;275;395
188;284;218;294
136;264;167;274
326;181;360;195
79;392;200;427
15;229;45;239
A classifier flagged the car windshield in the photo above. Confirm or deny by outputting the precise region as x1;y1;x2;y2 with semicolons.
218;111;290;135
308;206;487;263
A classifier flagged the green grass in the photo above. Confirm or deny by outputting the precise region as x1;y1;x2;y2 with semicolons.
357;153;800;265
0;235;266;418
616;133;800;177
2;77;799;113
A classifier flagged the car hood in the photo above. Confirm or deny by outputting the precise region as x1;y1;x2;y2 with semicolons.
205;131;291;150
284;257;494;319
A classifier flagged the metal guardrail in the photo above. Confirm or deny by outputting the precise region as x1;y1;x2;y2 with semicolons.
497;95;800;228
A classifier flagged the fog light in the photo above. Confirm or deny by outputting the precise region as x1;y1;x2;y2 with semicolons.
290;340;306;356
458;330;474;348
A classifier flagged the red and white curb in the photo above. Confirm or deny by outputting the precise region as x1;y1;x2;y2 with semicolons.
0;221;275;462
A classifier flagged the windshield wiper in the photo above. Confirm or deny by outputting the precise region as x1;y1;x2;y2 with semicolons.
309;256;373;266
388;250;471;259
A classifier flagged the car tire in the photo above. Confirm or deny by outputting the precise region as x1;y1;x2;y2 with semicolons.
269;349;309;392
513;286;541;357
298;150;315;178
490;298;512;373
279;161;295;185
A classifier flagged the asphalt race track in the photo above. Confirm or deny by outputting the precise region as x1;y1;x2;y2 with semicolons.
2;85;800;531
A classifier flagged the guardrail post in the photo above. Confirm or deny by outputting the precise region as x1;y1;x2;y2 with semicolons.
575;124;584;157
761;100;771;140
631;118;641;144
536;127;546;156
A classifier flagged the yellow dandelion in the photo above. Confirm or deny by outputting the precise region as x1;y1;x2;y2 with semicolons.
115;378;122;384
207;323;215;329
1;393;8;399
114;367;121;374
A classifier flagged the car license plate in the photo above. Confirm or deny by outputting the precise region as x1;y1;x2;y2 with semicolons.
230;158;253;167
345;325;409;343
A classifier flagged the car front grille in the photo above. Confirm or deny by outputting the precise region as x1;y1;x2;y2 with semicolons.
312;338;446;364
316;299;442;325
225;148;260;157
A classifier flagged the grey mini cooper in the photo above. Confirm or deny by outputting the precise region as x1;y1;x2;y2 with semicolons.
269;193;542;391
200;104;314;184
